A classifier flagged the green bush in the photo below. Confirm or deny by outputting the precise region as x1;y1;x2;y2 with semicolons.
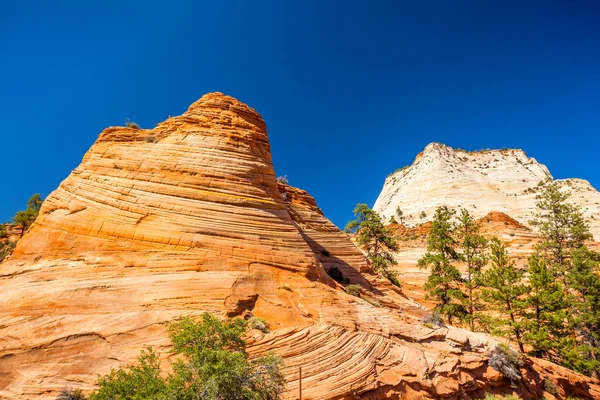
364;297;381;307
0;240;16;262
543;378;558;395
326;266;349;284
57;387;87;400
249;316;269;333
421;312;444;327
90;313;285;400
346;284;361;297
484;394;520;400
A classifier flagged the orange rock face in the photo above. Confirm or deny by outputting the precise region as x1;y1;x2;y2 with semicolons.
0;93;598;399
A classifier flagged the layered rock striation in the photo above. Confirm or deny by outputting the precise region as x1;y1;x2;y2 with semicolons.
374;142;600;239
1;95;598;399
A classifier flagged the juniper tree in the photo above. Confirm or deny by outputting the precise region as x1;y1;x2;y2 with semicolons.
13;193;43;237
480;238;527;351
27;193;43;212
418;206;465;325
456;209;488;331
345;204;400;286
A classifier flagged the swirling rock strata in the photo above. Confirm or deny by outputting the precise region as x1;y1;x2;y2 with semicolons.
0;94;598;399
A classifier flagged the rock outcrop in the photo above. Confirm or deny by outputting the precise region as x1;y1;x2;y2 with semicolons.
374;142;600;239
0;224;22;243
374;143;600;307
1;95;598;399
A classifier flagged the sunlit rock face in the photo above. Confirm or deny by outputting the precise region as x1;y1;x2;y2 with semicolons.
1;95;598;400
375;142;600;313
374;142;600;239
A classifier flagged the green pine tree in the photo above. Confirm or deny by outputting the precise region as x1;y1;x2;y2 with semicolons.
530;180;592;285
562;246;600;377
456;209;488;331
524;254;567;362
345;204;400;286
526;180;600;376
13;193;43;237
480;238;527;352
418;206;465;325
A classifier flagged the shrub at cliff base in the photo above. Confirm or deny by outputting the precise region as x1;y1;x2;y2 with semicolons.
89;313;285;400
488;344;524;382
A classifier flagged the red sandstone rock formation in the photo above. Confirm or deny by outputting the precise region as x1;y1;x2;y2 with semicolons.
0;93;598;399
0;224;23;242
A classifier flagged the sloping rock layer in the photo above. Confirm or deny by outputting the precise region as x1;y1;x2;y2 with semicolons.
0;94;598;399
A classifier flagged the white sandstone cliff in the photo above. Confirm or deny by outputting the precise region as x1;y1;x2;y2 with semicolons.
373;142;600;239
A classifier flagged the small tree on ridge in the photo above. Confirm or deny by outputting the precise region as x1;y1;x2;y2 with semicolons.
346;204;400;286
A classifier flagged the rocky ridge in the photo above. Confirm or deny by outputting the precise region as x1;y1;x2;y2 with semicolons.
0;95;598;399
374;142;600;240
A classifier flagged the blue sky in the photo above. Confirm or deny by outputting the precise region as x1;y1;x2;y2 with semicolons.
1;1;599;228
